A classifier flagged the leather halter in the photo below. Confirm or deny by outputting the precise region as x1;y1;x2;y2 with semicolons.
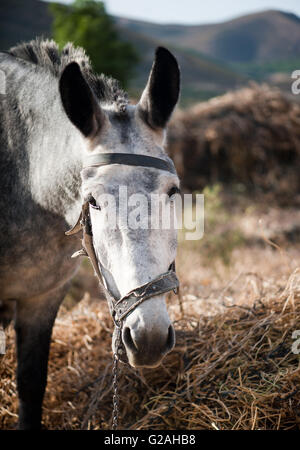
66;153;179;327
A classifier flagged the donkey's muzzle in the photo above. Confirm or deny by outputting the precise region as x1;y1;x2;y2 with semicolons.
123;325;175;368
121;305;176;368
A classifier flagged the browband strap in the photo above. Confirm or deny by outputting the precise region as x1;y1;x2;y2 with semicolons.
84;153;176;174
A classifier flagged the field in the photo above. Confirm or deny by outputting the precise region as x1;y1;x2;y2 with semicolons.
1;186;300;430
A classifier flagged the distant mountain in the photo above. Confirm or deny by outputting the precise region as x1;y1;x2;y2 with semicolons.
114;10;300;64
114;10;300;100
0;2;299;104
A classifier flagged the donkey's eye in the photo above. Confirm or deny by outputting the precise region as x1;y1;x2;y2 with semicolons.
87;195;101;210
167;186;181;198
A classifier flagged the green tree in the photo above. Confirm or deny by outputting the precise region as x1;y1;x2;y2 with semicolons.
50;0;138;87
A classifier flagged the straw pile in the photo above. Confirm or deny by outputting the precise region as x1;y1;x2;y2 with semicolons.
1;269;300;430
167;84;300;203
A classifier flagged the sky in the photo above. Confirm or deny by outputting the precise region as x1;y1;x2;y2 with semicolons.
53;0;300;24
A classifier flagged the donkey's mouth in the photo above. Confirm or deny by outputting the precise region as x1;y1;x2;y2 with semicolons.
129;357;165;369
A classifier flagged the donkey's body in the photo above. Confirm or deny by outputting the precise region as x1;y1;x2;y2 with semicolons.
0;39;180;429
0;53;80;300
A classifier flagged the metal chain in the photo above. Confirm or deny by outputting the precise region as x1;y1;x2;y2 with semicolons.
111;286;180;430
112;323;122;430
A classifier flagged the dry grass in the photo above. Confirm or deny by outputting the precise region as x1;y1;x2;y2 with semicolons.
1;257;300;430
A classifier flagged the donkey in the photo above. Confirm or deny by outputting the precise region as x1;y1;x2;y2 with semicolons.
0;39;180;429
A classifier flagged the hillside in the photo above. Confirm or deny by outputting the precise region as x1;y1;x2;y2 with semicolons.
114;10;300;64
114;10;300;87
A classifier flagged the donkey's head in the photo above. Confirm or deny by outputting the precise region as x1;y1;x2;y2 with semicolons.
59;47;180;368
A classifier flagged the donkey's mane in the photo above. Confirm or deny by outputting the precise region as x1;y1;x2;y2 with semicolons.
9;38;128;111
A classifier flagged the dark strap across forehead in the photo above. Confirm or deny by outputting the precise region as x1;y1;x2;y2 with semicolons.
84;153;176;174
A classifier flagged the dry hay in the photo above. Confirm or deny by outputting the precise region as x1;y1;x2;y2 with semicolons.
1;270;300;430
167;83;300;203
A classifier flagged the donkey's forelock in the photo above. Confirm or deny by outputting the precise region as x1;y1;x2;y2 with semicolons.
9;38;128;113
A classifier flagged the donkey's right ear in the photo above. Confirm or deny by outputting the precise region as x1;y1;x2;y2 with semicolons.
59;62;105;138
137;47;180;130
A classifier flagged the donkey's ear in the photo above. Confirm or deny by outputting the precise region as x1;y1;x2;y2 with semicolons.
138;47;180;129
59;62;104;137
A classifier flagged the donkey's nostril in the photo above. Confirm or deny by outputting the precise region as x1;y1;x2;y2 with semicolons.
166;325;175;352
123;327;138;354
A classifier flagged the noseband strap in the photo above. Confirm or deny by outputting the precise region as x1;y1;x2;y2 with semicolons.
66;152;179;326
109;266;179;323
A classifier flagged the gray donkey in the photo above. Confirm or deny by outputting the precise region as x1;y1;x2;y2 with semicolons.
0;39;180;429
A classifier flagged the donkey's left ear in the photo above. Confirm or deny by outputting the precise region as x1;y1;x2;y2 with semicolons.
138;47;180;129
59;62;105;138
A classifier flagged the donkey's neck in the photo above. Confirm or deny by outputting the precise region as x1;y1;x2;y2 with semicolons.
28;76;85;226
